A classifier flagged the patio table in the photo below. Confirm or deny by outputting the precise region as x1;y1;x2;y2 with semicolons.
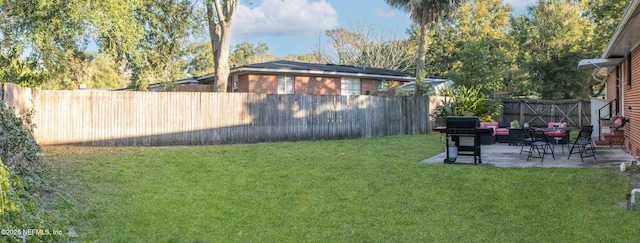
534;127;574;155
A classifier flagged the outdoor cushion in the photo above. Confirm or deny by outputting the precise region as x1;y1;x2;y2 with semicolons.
495;127;509;136
546;122;567;137
480;122;497;136
480;122;509;136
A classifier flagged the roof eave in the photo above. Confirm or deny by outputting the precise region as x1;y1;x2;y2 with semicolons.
230;67;415;82
603;0;640;58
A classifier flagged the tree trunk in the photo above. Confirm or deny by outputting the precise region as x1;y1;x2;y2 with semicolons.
414;17;429;97
206;0;236;92
215;23;231;92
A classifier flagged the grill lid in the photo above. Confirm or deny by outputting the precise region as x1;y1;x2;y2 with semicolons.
445;116;480;129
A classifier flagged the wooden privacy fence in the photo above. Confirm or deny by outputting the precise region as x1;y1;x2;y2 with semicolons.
3;83;439;146
500;98;591;128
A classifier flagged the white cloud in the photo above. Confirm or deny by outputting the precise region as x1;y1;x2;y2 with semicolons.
233;0;339;37
375;8;396;18
503;0;537;10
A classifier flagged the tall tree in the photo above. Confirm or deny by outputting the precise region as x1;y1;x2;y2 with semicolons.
583;0;630;96
324;21;415;72
385;0;464;96
512;0;595;99
127;0;198;91
1;0;200;90
0;0;92;89
205;0;237;92
444;0;515;95
583;0;630;55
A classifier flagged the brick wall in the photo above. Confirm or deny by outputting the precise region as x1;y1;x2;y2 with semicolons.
626;47;640;156
294;76;340;95
237;73;408;96
361;79;378;95
246;74;278;94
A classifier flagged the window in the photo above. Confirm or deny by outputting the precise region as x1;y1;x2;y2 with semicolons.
232;75;238;92
341;77;360;95
277;75;294;94
377;80;384;91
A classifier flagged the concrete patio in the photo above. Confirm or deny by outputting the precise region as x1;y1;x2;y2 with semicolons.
422;142;636;168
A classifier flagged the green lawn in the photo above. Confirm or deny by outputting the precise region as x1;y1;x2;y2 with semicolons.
46;134;640;242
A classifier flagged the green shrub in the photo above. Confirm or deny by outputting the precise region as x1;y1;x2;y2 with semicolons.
0;99;45;186
0;99;69;242
435;85;502;121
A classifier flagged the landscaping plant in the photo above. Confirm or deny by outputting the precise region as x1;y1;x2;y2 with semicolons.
0;100;69;242
435;85;502;121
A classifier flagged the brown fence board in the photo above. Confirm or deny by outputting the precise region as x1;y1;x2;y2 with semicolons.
500;98;591;128
3;83;432;146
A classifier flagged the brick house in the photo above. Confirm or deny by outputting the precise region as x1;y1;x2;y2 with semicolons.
228;60;414;96
578;0;640;156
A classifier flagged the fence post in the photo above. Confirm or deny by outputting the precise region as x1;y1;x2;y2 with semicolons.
402;96;408;134
578;99;583;128
519;100;524;125
426;96;431;132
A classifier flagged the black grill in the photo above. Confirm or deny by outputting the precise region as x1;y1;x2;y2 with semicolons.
443;116;490;165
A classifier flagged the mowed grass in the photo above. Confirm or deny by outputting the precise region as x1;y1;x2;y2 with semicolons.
45;134;640;242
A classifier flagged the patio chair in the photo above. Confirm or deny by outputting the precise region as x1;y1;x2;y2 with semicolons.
527;128;555;162
519;127;537;155
567;125;596;162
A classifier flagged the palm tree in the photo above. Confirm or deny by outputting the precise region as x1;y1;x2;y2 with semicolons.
385;0;464;96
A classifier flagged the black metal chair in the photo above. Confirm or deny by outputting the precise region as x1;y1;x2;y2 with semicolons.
527;128;555;162
520;127;537;155
567;125;596;162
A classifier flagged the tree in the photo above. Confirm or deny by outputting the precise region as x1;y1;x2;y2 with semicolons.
583;0;631;55
0;49;46;88
229;42;277;67
184;42;216;77
205;0;238;92
0;0;201;90
449;37;511;95
324;21;415;72
127;0;199;91
385;0;465;96
582;0;630;97
88;54;128;89
442;0;515;95
512;0;595;99
0;0;93;89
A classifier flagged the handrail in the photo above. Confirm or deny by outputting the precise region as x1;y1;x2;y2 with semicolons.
596;98;617;142
596;98;616;119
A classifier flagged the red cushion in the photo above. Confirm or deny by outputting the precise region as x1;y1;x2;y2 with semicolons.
547;122;567;129
480;122;499;136
495;128;509;136
546;130;567;137
545;122;567;137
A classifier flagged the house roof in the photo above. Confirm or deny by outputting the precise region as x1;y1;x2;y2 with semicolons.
230;60;415;81
603;0;640;59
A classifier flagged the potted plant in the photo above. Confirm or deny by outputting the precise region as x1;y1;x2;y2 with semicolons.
510;120;520;128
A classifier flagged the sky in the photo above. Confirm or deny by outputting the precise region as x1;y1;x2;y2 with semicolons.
230;0;538;57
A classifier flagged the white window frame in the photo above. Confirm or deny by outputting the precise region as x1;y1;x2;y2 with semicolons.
277;75;294;94
232;75;239;92
341;77;361;95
